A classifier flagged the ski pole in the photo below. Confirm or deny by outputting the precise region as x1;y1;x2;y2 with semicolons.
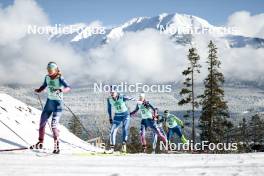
0;119;31;146
35;93;53;134
56;93;89;135
36;93;43;109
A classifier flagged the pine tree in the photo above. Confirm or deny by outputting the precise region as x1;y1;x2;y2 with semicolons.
250;114;264;143
199;40;231;143
178;47;201;143
68;115;83;139
127;127;141;153
239;118;248;143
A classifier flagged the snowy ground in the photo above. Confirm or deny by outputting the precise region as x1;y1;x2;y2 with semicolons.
1;152;264;176
1;90;264;176
0;93;101;152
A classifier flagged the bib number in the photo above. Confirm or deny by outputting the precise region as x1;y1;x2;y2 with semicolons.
114;102;122;111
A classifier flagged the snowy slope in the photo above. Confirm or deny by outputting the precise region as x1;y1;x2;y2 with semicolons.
0;93;102;153
1;152;264;176
50;13;264;51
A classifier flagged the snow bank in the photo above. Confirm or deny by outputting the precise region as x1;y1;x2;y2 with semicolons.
0;93;101;153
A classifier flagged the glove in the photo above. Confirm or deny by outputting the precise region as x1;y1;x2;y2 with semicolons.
34;88;41;93
54;89;62;94
130;113;136;117
109;118;113;125
181;125;184;129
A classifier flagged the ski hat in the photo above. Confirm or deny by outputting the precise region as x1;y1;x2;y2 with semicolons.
110;85;117;93
47;62;58;70
139;93;145;99
164;110;169;115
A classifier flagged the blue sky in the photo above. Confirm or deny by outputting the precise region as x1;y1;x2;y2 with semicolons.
1;0;263;25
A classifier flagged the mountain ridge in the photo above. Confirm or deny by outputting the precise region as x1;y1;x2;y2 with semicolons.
50;12;264;51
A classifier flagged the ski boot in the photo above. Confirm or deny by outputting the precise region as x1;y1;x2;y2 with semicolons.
181;135;188;144
106;145;115;154
52;140;60;154
142;145;147;153
29;141;43;149
121;142;127;153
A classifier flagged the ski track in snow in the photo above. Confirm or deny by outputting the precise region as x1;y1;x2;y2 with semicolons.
0;152;264;176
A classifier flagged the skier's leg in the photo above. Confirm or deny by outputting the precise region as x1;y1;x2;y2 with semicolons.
160;127;166;137
51;111;61;153
39;106;52;143
151;122;167;144
51;100;63;141
167;128;174;143
30;100;52;149
152;133;158;152
122;114;130;143
174;126;188;144
152;127;167;151
140;121;147;146
110;117;122;146
51;111;62;141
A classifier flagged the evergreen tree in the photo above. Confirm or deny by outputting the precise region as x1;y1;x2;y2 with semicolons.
127;127;141;153
239;118;248;143
199;40;231;143
250;114;264;143
178;47;201;143
68;115;83;139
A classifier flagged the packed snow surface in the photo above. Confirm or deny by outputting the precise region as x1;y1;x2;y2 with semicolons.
0;152;264;176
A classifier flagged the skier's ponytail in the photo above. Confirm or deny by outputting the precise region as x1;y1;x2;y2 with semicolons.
57;67;62;77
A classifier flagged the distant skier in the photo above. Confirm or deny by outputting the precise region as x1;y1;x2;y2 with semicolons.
30;62;71;154
152;108;166;153
130;93;167;153
107;87;135;153
163;110;188;145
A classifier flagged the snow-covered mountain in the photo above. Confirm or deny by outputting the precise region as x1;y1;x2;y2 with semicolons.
50;13;264;51
0;93;101;153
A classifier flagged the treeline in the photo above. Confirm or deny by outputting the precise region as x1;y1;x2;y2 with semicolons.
224;114;264;152
179;40;264;153
68;40;264;153
178;40;232;144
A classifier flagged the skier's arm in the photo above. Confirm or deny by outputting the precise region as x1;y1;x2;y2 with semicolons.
159;116;165;123
58;76;71;93
147;102;156;113
107;98;113;124
130;105;139;116
123;95;136;101
144;101;157;116
107;98;112;119
174;116;184;127
35;76;47;93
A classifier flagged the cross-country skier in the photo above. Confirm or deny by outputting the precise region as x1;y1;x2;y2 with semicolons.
152;108;166;153
163;110;188;145
30;62;71;154
107;87;135;153
130;93;167;153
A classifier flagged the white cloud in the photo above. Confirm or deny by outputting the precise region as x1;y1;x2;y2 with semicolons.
0;1;263;86
0;0;49;45
227;11;264;38
0;0;86;85
87;29;188;83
